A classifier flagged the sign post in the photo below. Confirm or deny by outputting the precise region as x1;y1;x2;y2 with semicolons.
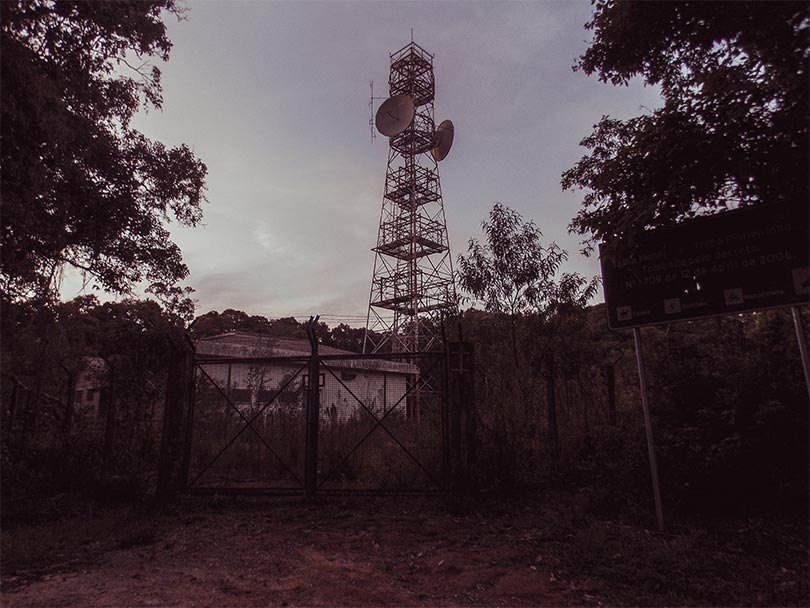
792;307;810;393
633;328;664;532
600;202;808;531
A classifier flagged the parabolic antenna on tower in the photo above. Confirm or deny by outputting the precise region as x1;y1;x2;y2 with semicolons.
375;94;415;137
431;119;454;161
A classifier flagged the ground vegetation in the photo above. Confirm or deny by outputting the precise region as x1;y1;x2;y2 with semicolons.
1;296;185;513
456;203;599;477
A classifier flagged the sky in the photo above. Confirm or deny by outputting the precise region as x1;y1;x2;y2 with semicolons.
62;0;663;325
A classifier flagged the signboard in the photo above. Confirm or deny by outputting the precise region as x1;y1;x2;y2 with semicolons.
600;203;809;329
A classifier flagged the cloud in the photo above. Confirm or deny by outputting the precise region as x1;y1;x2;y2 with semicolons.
253;221;281;254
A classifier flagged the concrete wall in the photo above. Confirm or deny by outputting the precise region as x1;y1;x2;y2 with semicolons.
197;361;411;422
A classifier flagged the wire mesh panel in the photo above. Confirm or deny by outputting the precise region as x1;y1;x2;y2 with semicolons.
316;352;447;492
187;359;308;491
185;350;449;494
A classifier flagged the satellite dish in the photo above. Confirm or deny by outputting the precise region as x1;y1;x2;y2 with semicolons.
375;95;415;137
431;119;454;161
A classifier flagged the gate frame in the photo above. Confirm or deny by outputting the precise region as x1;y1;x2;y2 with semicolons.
168;319;475;497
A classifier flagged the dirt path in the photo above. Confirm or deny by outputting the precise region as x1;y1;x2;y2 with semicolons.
1;495;584;607
4;492;807;607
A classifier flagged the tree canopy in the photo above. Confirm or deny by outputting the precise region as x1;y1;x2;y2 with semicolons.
562;0;809;251
188;309;377;353
1;0;207;311
457;203;597;318
457;203;564;318
457;203;598;372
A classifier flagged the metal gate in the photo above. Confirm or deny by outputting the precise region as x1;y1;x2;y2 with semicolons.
185;350;450;494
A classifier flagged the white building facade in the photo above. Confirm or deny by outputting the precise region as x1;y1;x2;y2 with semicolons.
194;332;417;422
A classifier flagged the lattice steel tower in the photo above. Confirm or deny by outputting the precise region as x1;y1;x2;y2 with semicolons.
364;41;457;354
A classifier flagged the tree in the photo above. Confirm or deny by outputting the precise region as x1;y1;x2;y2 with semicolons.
562;1;808;252
1;293;182;489
190;309;273;339
188;310;377;351
1;0;207;310
457;203;570;365
329;323;367;353
267;317;306;340
458;203;599;467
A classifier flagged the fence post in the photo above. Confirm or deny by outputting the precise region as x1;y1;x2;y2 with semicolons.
606;364;616;426
304;316;321;498
157;333;195;502
63;370;77;434
546;354;560;462
7;376;18;439
101;364;116;472
448;342;475;492
180;334;197;488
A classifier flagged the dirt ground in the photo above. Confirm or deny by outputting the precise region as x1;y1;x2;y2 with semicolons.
1;491;807;607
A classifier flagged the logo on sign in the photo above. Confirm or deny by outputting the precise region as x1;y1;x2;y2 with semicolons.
664;298;682;314
723;288;744;306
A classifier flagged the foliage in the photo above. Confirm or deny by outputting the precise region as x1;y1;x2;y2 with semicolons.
562;0;809;252
452;307;609;486
553;0;809;519
327;323;367;353
1;295;184;504
4;293;805;522
457;203;597;367
269;317;308;340
456;203;600;474
448;295;808;520
641;311;809;516
457;203;568;317
190;309;274;338
1;0;207;309
457;203;599;321
189;310;380;353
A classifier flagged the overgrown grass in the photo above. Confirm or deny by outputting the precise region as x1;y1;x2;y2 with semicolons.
549;513;808;607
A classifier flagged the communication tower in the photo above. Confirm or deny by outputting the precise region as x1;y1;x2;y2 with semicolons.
364;41;457;353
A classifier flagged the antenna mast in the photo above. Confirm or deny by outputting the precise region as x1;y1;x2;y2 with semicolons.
368;81;376;143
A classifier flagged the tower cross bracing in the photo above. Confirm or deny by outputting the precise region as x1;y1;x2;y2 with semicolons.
364;41;457;353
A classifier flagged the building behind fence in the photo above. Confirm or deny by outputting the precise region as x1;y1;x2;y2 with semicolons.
186;332;448;494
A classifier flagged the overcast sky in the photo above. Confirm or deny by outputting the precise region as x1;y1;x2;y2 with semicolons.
62;0;662;325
